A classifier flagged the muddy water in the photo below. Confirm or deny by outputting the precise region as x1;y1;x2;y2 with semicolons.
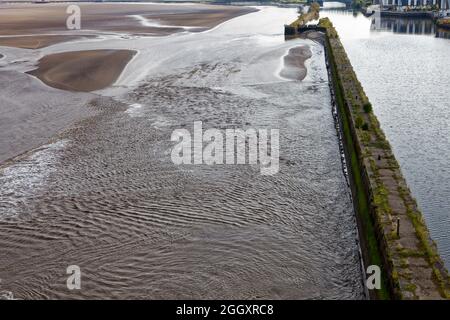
0;7;364;299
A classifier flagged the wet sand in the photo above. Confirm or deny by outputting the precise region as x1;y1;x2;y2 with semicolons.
0;70;95;163
27;50;136;92
0;35;93;49
0;56;364;300
280;46;312;81
0;3;257;48
138;9;255;29
0;3;258;162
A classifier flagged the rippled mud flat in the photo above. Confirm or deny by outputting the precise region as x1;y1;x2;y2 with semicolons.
0;7;364;299
0;71;96;163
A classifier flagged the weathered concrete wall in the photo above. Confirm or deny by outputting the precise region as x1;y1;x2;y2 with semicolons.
313;19;449;299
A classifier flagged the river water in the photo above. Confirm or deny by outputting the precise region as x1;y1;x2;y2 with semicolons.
320;8;450;268
0;7;365;299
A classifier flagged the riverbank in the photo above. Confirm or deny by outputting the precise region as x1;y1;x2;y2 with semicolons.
317;17;450;299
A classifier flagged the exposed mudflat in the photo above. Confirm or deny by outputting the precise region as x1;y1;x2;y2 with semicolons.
27;49;137;92
0;70;96;163
280;46;312;81
0;35;94;50
0;6;364;299
0;2;257;42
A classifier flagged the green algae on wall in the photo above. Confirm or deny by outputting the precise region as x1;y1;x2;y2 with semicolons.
318;17;450;300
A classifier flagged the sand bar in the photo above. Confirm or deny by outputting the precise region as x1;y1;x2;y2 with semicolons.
280;46;312;81
27;49;136;92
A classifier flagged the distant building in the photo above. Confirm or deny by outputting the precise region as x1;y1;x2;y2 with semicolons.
379;0;449;9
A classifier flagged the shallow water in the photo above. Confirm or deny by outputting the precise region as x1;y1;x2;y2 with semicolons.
320;9;450;268
0;7;364;299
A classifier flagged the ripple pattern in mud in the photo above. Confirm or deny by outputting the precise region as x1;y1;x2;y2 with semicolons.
0;58;364;298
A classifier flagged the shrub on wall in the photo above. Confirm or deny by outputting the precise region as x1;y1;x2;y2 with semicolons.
363;102;372;113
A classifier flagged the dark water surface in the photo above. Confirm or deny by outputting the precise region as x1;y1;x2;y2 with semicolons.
0;7;364;299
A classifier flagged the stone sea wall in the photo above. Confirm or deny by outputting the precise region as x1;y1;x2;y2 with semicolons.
290;18;450;299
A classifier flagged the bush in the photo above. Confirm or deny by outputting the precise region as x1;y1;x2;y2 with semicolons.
363;102;372;113
355;116;364;129
362;122;369;131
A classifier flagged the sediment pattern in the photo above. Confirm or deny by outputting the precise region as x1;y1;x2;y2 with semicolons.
0;57;364;299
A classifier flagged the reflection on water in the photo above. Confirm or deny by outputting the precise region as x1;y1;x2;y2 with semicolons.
436;27;450;39
321;9;450;268
324;8;450;38
372;17;436;34
370;14;450;38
